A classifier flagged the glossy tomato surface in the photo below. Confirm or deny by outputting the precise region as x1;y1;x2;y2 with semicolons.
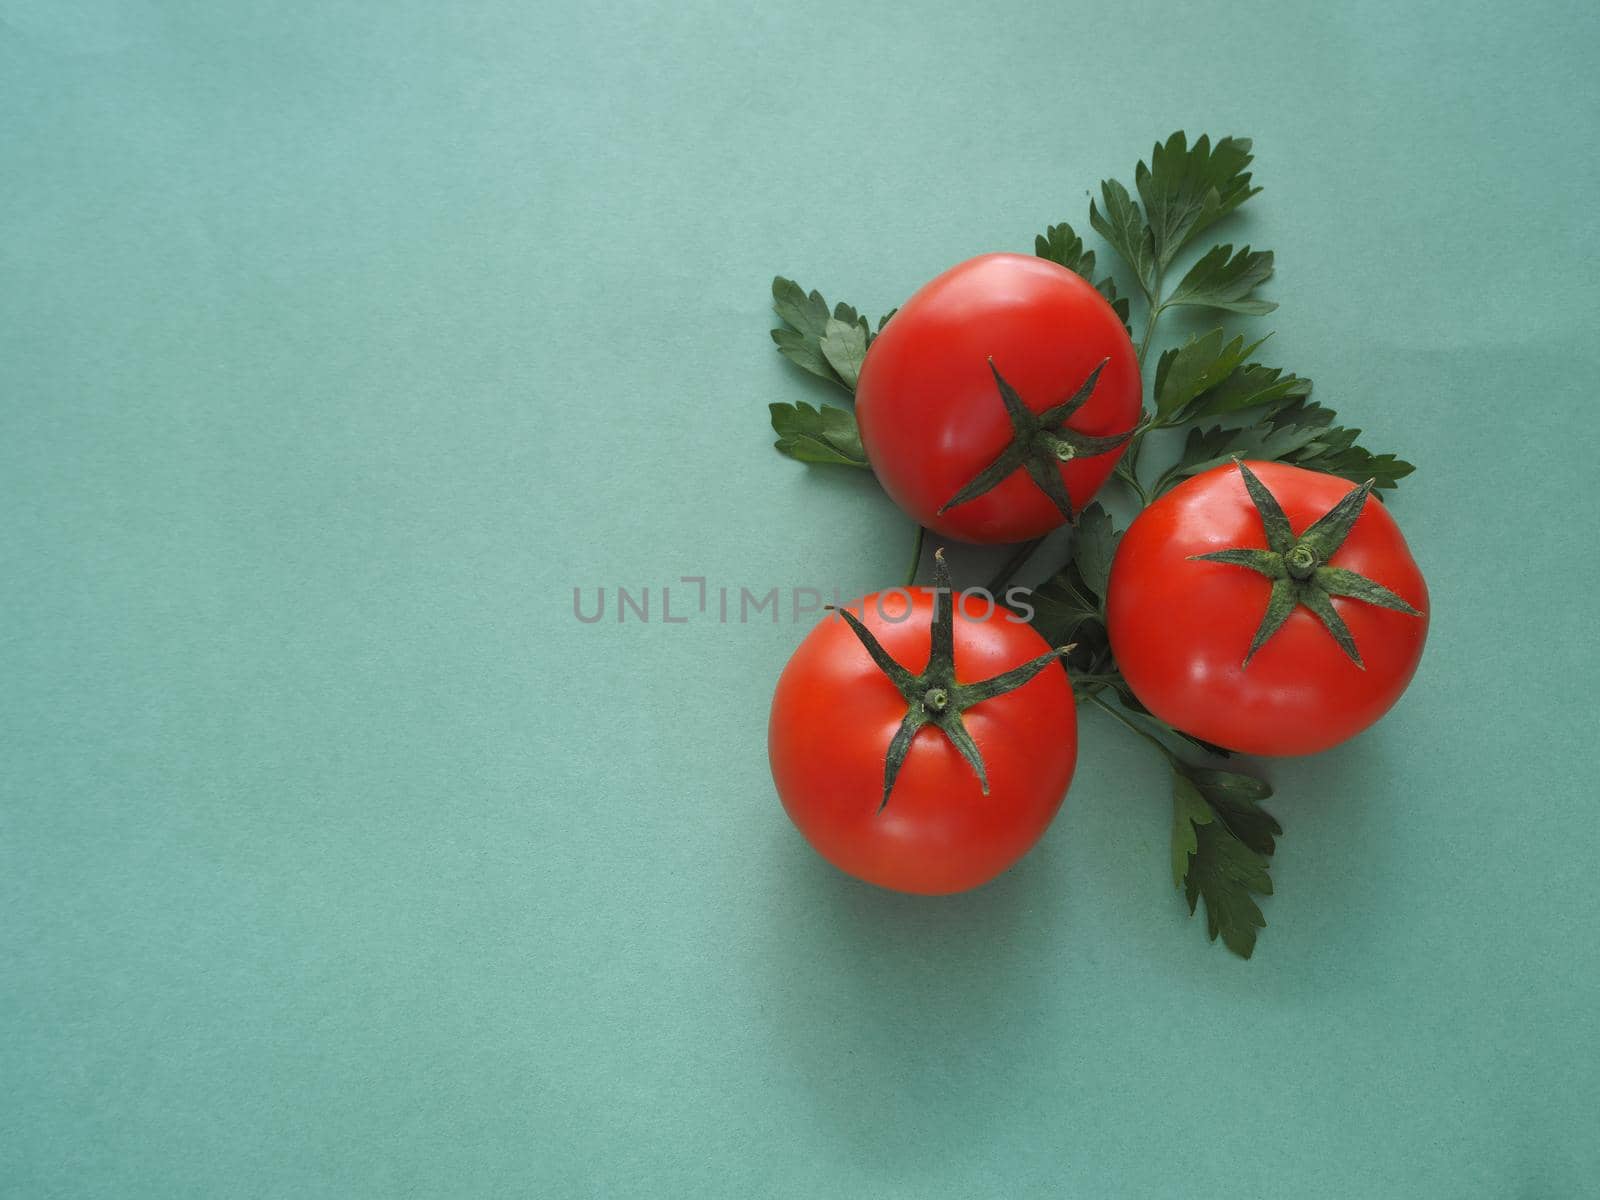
1107;461;1429;756
855;253;1140;543
769;588;1077;894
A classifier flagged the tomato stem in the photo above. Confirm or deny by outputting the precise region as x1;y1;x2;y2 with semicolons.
1188;462;1423;668
835;549;1071;810
938;359;1123;525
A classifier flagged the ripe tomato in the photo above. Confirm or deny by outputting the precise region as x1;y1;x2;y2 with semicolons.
855;253;1141;544
1107;460;1429;756
769;580;1077;894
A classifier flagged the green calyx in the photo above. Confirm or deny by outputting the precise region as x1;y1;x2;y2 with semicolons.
832;549;1072;811
1192;460;1422;668
939;358;1130;523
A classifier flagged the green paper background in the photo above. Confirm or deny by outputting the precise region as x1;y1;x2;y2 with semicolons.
3;1;1597;1196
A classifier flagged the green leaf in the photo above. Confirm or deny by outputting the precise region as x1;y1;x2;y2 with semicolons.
1166;420;1323;484
1185;818;1273;959
1172;763;1277;959
1187;362;1312;419
1035;222;1096;278
1165;244;1277;315
770;327;835;386
1095;274;1132;333
769;401;868;467
1027;589;1100;653
1136;132;1262;270
772;276;831;342
1153;329;1268;421
1171;772;1215;887
1260;399;1417;489
829;299;866;330
1027;550;1104;652
1090;178;1156;299
819;317;868;390
1307;447;1416;490
1025;504;1120;656
1071;503;1120;602
770;278;879;393
1160;393;1415;497
1266;400;1417;488
1184;767;1279;856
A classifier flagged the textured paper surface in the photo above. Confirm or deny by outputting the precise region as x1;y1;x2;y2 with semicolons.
2;1;1596;1195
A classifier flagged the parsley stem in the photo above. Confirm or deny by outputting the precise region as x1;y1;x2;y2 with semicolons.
904;525;926;587
1120;276;1167;504
1136;301;1165;367
985;537;1042;594
1083;689;1177;763
1116;457;1151;505
1136;265;1166;367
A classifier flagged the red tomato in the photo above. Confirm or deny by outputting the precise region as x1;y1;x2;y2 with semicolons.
1107;461;1429;756
855;253;1141;543
769;587;1077;894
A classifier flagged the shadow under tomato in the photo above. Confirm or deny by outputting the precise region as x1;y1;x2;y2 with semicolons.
750;820;1072;1174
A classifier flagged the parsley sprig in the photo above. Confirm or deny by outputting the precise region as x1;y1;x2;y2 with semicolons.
1029;501;1280;956
762;133;1418;959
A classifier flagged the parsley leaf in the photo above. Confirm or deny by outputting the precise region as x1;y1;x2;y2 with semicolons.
1027;576;1101;651
1095;276;1132;333
1071;503;1119;601
1159;397;1416;493
1186;361;1312;419
1136;133;1261;270
1090;179;1156;300
1266;399;1417;488
770;278;877;393
819;318;868;390
771;278;837;385
1027;502;1119;648
1035;222;1097;277
1187;768;1279;855
1171;771;1214;886
1163;420;1324;486
769;401;868;467
1153;330;1269;421
1165;244;1276;315
1172;763;1279;959
1023;503;1114;657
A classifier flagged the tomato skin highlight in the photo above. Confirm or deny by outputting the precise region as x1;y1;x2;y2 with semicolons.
1107;461;1430;756
769;589;1078;894
855;253;1141;544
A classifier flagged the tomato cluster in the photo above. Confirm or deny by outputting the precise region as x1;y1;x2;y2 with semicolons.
769;254;1429;895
